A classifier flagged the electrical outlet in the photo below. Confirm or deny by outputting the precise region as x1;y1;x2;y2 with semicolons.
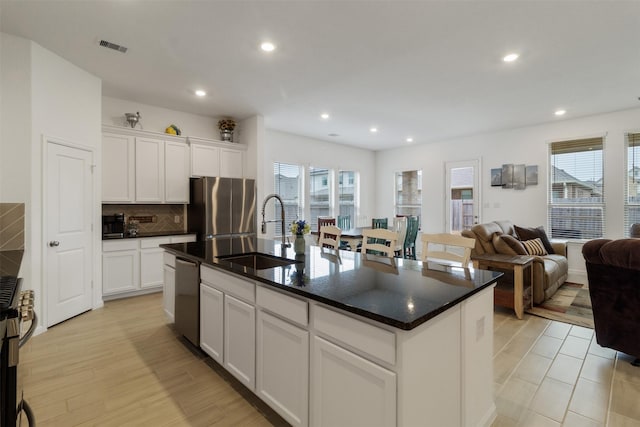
174;215;180;223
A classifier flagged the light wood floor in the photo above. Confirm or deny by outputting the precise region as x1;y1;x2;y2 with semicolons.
20;294;640;426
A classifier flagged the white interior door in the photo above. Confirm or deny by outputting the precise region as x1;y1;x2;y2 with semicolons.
445;159;480;233
46;142;93;327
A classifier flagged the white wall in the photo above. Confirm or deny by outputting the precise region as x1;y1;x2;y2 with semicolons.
375;107;640;283
0;33;102;329
263;130;376;233
102;96;222;140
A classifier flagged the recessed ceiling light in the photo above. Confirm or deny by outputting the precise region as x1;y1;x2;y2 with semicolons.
370;127;378;133
320;113;330;120
328;133;339;137
260;42;276;52
195;90;206;97
555;109;566;116
503;53;519;62
406;137;414;143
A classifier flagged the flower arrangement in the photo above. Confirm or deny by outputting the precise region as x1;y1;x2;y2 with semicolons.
290;219;310;236
217;118;236;131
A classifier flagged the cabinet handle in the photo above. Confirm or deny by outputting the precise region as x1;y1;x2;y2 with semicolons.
49;241;60;247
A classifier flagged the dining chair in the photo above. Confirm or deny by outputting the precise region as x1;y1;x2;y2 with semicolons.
319;225;342;250
403;216;420;259
317;217;336;243
361;228;398;258
393;217;408;257
420;233;476;267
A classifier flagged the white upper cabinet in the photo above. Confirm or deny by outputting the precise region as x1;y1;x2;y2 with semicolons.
164;140;190;203
220;148;243;178
189;136;244;178
102;133;135;202
190;143;220;177
135;137;165;202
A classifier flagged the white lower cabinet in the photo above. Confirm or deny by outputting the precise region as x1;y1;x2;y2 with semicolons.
224;294;256;390
257;310;309;427
311;335;396;427
140;237;171;288
102;240;139;295
163;255;176;322
199;283;224;364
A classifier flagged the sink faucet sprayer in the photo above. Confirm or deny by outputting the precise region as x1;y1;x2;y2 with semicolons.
261;194;290;248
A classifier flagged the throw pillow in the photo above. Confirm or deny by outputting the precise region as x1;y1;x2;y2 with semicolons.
522;238;548;255
492;234;527;255
514;225;555;254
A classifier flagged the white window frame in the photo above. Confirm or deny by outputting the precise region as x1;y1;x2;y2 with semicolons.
624;131;640;237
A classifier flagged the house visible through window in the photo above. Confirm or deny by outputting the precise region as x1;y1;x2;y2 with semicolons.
338;170;358;228
395;170;422;223
273;162;303;235
625;132;640;236
309;167;331;231
548;137;604;239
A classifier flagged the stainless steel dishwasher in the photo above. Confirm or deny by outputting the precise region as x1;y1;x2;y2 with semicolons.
174;257;200;346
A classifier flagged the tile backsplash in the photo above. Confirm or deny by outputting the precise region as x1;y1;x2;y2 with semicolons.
0;203;25;250
102;204;186;233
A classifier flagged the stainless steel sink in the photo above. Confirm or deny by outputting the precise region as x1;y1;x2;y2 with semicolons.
216;253;297;270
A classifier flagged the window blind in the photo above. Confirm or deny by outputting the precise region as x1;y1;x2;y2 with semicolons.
338;170;358;227
273;162;303;235
625;133;640;236
548;137;604;239
309;167;331;230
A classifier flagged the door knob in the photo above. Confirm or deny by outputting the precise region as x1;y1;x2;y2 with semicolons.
48;241;60;247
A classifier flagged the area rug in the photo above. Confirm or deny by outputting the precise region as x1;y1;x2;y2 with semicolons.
525;282;594;329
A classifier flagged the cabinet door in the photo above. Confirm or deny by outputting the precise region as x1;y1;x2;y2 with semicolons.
311;336;396;427
163;264;175;322
140;247;166;289
191;143;220;177
165;141;189;203
135;137;165;202
220;148;243;178
257;311;309;427
102;250;139;295
102;133;135;202
200;283;224;364
224;294;256;390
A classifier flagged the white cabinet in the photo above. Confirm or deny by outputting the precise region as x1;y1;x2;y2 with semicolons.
163;253;176;321
189;137;244;178
224;294;256;390
103;234;196;299
200;282;224;364
102;133;135;202
165;140;190;203
135;137;165;202
102;240;139;295
257;310;309;427
311;335;396;427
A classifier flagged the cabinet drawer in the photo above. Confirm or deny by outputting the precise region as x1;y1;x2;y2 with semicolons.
140;236;172;249
170;234;196;244
201;265;255;304
103;239;138;252
163;252;176;268
314;305;396;365
257;286;308;327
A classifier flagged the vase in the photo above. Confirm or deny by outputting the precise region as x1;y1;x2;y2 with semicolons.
294;234;306;255
220;129;233;142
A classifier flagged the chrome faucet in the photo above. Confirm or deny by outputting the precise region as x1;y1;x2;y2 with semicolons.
261;194;290;247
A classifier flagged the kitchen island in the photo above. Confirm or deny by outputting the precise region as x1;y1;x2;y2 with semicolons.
163;237;502;427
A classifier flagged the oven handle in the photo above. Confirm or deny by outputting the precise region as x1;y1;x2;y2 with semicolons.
18;399;36;426
19;311;38;348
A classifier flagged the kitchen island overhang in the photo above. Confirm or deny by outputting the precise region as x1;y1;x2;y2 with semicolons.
162;237;502;427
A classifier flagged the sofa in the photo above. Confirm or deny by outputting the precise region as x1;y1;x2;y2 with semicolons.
582;238;640;364
462;220;568;304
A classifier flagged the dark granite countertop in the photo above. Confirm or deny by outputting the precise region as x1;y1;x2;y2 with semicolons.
162;237;502;330
103;231;195;240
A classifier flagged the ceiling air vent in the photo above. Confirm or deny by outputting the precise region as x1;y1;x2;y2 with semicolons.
99;39;128;53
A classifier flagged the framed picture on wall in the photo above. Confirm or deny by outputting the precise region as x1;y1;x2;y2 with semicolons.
491;168;502;186
526;165;538;185
501;164;514;188
514;164;526;190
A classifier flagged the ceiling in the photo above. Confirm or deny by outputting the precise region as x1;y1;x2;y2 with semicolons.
2;1;639;151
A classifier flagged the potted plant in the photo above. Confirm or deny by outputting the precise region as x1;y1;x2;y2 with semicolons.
218;118;236;142
290;220;310;254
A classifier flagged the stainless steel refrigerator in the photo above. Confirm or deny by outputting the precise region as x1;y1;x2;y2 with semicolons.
187;177;257;240
176;177;256;346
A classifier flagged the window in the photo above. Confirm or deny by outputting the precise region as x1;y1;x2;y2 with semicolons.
625;132;640;236
273;162;303;235
309;167;331;230
338;170;358;227
548;137;604;239
395;170;422;222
